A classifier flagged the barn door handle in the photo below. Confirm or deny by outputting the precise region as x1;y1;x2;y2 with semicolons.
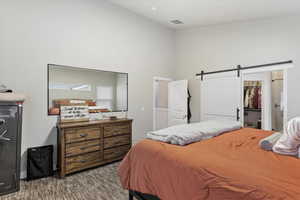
236;108;240;121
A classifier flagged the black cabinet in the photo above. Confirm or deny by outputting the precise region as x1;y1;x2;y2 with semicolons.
0;102;23;196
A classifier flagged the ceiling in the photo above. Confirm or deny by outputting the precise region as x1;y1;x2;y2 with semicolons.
107;0;300;29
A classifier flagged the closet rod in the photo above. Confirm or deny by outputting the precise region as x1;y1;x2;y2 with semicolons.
196;60;293;78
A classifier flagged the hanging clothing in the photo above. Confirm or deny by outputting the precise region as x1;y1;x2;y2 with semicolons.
248;88;256;108
187;89;192;123
257;87;262;109
244;87;251;108
244;82;262;129
253;87;260;109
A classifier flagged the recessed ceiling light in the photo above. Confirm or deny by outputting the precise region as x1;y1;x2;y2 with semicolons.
170;20;184;25
151;6;157;11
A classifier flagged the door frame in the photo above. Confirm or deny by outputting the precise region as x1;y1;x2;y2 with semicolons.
153;77;172;131
241;65;291;130
241;73;271;130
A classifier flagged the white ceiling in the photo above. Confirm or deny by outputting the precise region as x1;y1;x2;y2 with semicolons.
107;0;300;29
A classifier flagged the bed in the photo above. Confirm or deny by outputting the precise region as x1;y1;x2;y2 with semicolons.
118;128;300;200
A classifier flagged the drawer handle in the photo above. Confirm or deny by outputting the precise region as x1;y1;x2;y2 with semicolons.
80;144;99;151
114;138;129;145
0;130;10;141
80;133;88;137
114;141;125;146
79;160;87;163
0;119;5;126
0;182;5;186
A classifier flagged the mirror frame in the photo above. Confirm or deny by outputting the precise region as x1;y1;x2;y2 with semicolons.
47;64;128;116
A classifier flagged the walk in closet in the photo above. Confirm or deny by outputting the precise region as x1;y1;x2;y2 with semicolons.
244;81;262;129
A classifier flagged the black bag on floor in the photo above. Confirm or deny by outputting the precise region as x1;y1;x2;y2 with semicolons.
27;145;54;181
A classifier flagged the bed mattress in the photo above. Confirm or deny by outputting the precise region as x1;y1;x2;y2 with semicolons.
118;128;300;200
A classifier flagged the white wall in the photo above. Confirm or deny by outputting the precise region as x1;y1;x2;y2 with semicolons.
175;16;300;123
0;0;175;177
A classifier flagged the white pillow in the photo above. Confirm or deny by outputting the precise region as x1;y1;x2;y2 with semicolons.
273;117;300;156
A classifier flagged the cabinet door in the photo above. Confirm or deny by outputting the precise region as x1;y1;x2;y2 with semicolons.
0;106;18;194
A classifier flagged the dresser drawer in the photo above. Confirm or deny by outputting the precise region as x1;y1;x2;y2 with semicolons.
65;140;102;157
104;123;130;137
104;134;131;149
65;127;101;143
66;151;102;173
104;145;130;160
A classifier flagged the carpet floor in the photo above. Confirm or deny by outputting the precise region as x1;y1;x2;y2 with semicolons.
1;162;129;200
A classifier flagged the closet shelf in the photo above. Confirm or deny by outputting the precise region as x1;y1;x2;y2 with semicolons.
244;108;262;112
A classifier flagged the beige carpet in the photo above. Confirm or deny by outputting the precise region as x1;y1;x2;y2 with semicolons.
1;162;128;200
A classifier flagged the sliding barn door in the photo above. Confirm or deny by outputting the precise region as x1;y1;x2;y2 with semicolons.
200;72;241;122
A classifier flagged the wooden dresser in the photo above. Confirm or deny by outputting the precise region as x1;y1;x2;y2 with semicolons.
57;118;132;177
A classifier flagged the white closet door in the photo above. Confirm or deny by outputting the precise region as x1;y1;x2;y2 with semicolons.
168;80;188;126
201;72;241;122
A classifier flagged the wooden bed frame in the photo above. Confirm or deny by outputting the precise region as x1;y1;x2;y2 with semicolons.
129;190;160;200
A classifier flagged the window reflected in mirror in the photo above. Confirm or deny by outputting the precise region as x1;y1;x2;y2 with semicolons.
48;64;128;115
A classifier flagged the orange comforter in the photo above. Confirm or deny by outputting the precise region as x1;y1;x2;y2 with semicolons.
118;128;300;200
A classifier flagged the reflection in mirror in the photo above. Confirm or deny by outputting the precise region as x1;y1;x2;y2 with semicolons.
48;64;128;115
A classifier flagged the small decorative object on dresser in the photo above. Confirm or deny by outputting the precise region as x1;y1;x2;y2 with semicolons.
60;104;89;123
57;118;133;178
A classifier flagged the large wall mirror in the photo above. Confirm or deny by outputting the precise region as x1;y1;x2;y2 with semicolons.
48;64;128;115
